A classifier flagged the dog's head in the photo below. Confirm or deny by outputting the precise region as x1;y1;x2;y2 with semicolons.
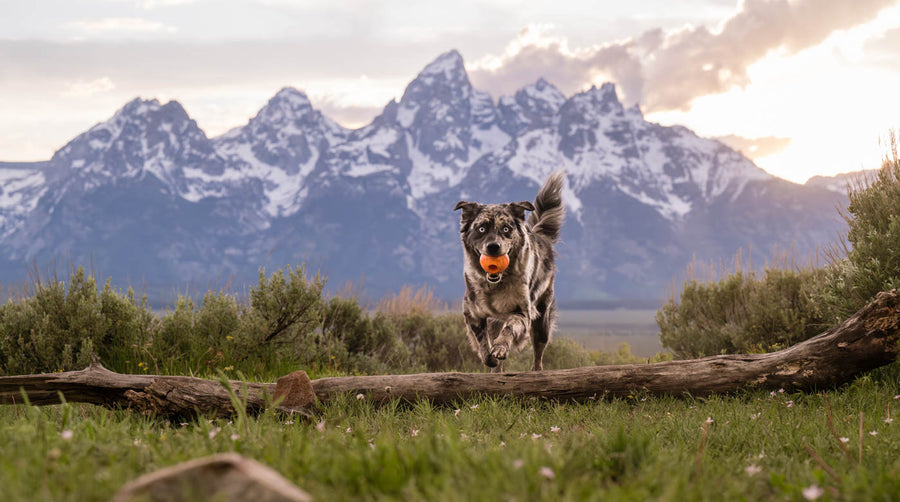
454;200;535;283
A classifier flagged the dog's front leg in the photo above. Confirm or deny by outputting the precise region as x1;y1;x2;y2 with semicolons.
490;313;528;362
464;310;500;368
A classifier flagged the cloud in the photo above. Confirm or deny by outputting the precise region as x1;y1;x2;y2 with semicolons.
61;77;116;97
469;25;642;100
69;17;177;34
715;134;791;158
863;27;900;67
315;102;386;129
139;0;200;8
469;0;896;110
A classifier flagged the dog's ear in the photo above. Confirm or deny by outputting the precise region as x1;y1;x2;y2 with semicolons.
454;201;481;233
508;201;535;221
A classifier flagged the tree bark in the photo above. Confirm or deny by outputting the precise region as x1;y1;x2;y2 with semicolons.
1;290;898;417
0;360;275;418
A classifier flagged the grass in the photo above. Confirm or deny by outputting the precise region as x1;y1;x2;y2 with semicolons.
3;363;900;501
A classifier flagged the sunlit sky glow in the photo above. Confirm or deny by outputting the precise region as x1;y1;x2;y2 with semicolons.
2;0;899;183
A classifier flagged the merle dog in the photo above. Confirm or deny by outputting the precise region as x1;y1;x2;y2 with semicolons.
454;171;564;372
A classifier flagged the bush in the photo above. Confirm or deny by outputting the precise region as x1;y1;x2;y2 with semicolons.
0;267;151;375
389;311;479;372
816;134;900;325
656;257;827;358
321;297;410;374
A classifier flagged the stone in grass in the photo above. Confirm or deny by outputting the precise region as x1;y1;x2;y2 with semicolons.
274;370;317;417
111;453;312;502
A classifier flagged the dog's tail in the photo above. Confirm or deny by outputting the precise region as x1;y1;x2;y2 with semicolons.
528;170;565;242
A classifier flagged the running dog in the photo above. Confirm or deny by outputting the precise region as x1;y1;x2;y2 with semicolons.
453;171;564;372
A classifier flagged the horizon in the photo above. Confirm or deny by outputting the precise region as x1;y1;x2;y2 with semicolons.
2;1;900;183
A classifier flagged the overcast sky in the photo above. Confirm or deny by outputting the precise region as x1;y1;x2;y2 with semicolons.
2;0;899;183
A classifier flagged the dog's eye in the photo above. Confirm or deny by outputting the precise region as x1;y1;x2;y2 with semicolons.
503;226;510;233
478;226;485;233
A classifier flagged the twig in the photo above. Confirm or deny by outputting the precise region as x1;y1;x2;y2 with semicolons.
801;438;842;485
822;393;856;464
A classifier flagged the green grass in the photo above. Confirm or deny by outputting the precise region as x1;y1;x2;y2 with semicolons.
3;364;900;501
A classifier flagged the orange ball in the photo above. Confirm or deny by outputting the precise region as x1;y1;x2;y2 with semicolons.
479;254;510;274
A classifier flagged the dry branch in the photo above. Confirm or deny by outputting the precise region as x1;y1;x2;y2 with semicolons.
1;290;898;418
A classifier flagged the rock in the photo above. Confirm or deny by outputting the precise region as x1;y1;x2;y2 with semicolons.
274;370;317;413
110;453;312;502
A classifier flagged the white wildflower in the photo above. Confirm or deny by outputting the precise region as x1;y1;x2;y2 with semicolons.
539;466;555;479
802;484;825;500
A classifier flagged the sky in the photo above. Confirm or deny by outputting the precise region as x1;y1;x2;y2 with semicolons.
1;0;899;183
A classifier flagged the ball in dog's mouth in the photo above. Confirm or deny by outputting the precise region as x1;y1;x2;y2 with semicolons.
479;254;509;274
480;254;508;284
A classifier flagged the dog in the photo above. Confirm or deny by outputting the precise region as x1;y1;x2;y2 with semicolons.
454;171;564;372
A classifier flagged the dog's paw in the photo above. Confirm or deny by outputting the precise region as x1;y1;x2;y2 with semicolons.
490;343;509;360
483;353;500;368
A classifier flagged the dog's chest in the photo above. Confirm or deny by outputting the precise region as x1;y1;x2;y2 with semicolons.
472;277;528;319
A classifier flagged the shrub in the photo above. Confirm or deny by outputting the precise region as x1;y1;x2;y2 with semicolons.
321;297;410;373
389;311;479;372
656;256;827;358
0;267;151;375
816;134;900;325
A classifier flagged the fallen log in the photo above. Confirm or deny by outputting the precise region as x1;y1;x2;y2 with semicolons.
0;360;276;418
1;290;898;417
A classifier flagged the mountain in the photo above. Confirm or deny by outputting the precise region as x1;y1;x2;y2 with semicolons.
0;50;848;304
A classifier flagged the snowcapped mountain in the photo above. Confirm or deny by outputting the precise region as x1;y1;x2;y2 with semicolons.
0;50;847;303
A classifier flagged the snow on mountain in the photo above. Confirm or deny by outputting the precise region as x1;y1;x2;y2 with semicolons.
498;78;566;135
214;87;349;218
49;97;235;204
0;163;46;238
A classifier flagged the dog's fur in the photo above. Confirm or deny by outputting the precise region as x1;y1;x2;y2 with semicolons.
454;171;565;372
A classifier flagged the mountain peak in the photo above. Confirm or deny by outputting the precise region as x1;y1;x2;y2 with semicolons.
520;78;566;108
420;49;465;77
254;87;315;126
119;97;162;117
271;87;311;107
591;82;619;101
565;82;624;118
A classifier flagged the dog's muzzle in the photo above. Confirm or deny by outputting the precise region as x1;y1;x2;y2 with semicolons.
486;272;502;284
